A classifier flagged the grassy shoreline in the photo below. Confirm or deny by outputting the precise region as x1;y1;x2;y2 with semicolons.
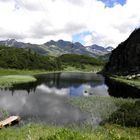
110;76;140;89
0;69;49;76
0;67;103;88
0;75;37;88
0;66;102;76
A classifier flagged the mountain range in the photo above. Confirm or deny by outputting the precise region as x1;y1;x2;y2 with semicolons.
0;39;113;57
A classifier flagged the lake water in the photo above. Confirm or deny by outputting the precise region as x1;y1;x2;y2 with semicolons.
0;72;139;125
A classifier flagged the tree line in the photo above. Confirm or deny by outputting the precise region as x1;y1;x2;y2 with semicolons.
0;45;104;70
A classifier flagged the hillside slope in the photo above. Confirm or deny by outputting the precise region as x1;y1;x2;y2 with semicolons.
0;46;60;70
104;28;140;75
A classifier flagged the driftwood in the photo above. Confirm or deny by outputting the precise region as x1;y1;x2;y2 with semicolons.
0;116;20;128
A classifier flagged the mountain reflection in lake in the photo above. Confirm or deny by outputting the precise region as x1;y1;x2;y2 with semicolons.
0;72;108;125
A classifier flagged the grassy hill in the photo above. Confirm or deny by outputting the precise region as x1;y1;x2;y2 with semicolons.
58;54;105;72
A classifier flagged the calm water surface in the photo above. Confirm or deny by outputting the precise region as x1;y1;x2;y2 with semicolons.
0;72;139;125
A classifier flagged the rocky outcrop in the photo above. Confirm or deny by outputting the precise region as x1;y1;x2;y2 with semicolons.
104;28;140;75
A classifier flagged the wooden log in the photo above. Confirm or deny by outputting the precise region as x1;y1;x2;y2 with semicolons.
0;116;20;128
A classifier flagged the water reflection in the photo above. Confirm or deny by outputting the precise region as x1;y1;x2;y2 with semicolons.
0;72;139;125
2;72;108;97
0;90;86;125
0;72;108;125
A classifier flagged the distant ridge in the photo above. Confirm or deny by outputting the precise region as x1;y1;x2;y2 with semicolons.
0;39;113;57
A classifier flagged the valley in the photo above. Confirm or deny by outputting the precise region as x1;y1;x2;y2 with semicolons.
0;29;140;140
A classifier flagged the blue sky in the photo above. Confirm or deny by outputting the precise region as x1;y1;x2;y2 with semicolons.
72;31;92;45
99;0;126;7
72;0;127;46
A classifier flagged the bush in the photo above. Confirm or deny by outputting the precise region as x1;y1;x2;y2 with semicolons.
108;100;140;127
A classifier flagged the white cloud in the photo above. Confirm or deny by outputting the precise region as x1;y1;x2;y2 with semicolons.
0;0;140;47
84;34;93;46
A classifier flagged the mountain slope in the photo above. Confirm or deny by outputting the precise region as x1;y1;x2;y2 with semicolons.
104;28;140;75
0;39;47;55
0;45;61;70
43;40;98;57
0;39;113;57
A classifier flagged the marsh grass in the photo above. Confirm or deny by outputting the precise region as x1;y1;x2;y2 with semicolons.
0;75;36;88
0;109;9;120
70;96;137;127
0;97;140;139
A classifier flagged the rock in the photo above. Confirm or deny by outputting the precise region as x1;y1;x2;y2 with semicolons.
104;28;140;75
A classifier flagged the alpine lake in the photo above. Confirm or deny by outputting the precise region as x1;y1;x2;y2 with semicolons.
0;72;140;126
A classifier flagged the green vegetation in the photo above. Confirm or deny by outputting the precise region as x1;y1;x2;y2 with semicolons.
0;69;48;76
58;54;104;72
63;65;103;72
110;76;140;89
70;96;135;125
0;96;140;139
59;54;104;66
0;45;139;139
0;46;105;73
0;46;61;71
108;100;140;127
0;109;9;120
0;75;36;88
0;123;140;140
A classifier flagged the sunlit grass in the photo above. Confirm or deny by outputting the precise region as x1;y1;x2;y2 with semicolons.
63;65;103;73
110;76;140;89
0;68;48;76
0;123;140;140
0;75;36;88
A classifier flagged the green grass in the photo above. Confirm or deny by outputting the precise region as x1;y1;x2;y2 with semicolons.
0;123;140;140
0;66;102;76
63;65;103;73
110;76;140;89
0;68;48;76
0;75;37;88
